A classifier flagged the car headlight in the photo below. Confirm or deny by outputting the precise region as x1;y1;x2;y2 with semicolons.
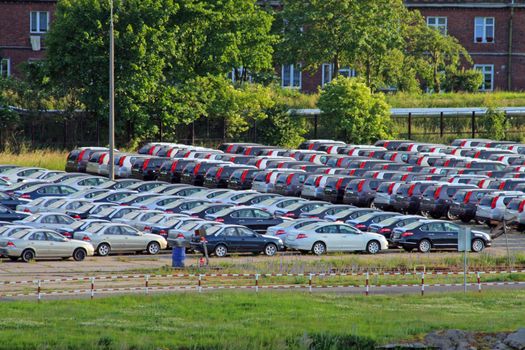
278;239;283;245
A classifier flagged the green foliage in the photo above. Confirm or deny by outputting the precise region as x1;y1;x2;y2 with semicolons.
479;107;507;141
258;106;308;148
318;77;392;144
443;68;484;93
288;333;376;350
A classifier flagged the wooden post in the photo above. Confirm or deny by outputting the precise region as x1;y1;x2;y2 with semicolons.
439;112;444;138
471;111;476;138
407;112;412;139
314;114;318;139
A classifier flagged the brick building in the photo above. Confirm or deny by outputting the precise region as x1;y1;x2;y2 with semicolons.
0;0;56;78
1;0;524;93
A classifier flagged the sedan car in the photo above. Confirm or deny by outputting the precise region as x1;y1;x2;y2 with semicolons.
180;203;234;219
205;207;284;234
345;211;400;231
274;201;330;219
190;225;284;257
0;229;94;262
391;220;491;253
0;204;30;222
368;215;425;245
13;183;77;200
14;212;77;231
284;222;388;255
15;196;62;214
77;223;167;256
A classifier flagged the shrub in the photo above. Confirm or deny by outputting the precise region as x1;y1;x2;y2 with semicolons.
443;68;483;92
288;332;376;350
479;107;507;140
318;77;393;144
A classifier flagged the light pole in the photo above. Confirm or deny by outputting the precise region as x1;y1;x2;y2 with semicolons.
108;0;115;180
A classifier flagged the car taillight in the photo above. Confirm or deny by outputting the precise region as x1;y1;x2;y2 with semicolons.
215;168;224;180
277;163;284;169
336;158;343;167
78;150;86;161
255;159;263;168
215;218;224;222
20;194;30;199
244;147;252;155
335;178;344;190
491;196;499;209
98;153;106;165
460;140;467;147
478;179;486;188
62;232;72;238
240;170;248;183
416;158;423;166
276;230;286;236
159;229;167;236
265;173;272;184
519;201;525;213
183;151;191;158
23;208;31;213
142;159;150;171
379;228;391;233
73;215;81;220
165;210;173;213
6;241;15;247
284;212;295;218
119;156;126;166
355;224;366;229
296;233;308;239
408;184;415;197
388;183;395;195
286;174;294;185
372;172;379;179
474;151;481;158
144;226;151;232
498;181;506;190
464;192;473;204
401;231;414;237
194;163;202;175
434;187;442;200
82;236;91;242
309;155;316;163
390;153;397;161
226;145;234;153
359;162;366;169
357;180;365;192
148;146;155;155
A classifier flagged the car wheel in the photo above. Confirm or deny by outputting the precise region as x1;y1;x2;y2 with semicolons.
370;202;377;209
73;248;86;262
403;246;413;252
214;244;228;257
366;240;380;254
460;217;471;224
446;210;458;221
312;241;326;256
97;243;111;257
264;243;278;256
147;242;161;255
8;256;19;262
418;239;432;253
430;213;442;219
475;219;485;225
471;238;485;253
420;210;430;218
21;249;35;263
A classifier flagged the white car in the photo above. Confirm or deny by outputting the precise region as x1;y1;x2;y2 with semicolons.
60;176;109;190
1;167;45;183
38;198;92;214
16;196;63;214
252;196;306;214
266;218;325;239
284;222;388;255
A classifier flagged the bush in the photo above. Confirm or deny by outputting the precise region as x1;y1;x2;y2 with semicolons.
257;105;308;148
443;68;483;92
318;77;393;144
288;332;376;350
479;107;507;140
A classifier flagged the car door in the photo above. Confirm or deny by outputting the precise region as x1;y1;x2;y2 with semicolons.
337;224;363;251
442;222;460;248
237;227;263;252
40;214;59;229
46;231;74;257
26;231;52;257
252;209;276;233
119;226;145;250
425;222;447;247
222;227;242;252
104;226;127;251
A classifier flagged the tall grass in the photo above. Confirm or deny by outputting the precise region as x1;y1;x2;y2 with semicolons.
385;91;525;108
0;149;67;170
0;291;523;349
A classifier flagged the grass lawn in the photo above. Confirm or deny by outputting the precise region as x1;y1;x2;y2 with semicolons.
0;149;67;171
0;290;523;350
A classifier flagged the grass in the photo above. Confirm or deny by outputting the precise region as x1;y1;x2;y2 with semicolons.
385;91;525;108
0;290;523;349
0;149;67;170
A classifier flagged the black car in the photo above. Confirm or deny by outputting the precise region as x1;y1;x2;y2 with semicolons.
0;204;29;222
190;224;284;257
368;215;425;244
448;189;494;223
343;178;385;207
130;157;169;181
391;182;440;214
203;165;255;189
274;201;330;219
126;181;168;193
392;220;492;253
322;176;355;204
163;199;210;213
205;207;283;234
298;205;354;219
419;184;477;219
13;184;78;200
345;211;399;231
181;203;234;219
2;180;48;197
273;172;307;197
180;161;227;186
228;168;261;190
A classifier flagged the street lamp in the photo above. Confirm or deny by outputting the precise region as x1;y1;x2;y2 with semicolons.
108;0;115;180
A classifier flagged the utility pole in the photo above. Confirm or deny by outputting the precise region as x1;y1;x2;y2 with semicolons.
108;0;115;180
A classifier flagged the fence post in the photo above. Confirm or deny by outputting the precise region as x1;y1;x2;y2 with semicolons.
145;274;149;294
90;277;95;300
36;280;41;302
439;111;444;138
314;114;318;139
471;111;476;138
365;272;369;296
407;113;412;139
198;274;202;293
309;273;313;293
255;274;259;293
477;272;481;293
421;272;425;296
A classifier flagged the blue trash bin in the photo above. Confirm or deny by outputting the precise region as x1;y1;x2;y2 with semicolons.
172;246;186;268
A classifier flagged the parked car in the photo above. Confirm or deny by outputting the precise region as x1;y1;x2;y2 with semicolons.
181;203;234;219
0;229;94;262
284;222;388;255
13;183;78;200
368;215;425;245
274;201;330;219
190;225;284;257
392;220;491;253
0;205;29;222
205;207;284;234
419;184;478;219
346;211;400;231
77;223;167;256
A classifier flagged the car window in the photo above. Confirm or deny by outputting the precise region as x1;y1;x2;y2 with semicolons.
120;226;138;235
443;223;459;232
29;232;48;241
428;223;445;231
105;226;122;235
47;232;67;242
223;227;238;237
338;225;358;234
57;215;74;224
253;210;271;219
42;215;58;224
238;227;256;236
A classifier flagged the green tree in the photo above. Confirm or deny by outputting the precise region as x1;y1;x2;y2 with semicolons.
318;77;392;144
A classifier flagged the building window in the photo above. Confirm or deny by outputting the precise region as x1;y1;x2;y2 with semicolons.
282;64;301;88
0;59;10;78
474;64;494;91
30;11;49;33
474;17;494;43
427;16;447;35
322;64;356;87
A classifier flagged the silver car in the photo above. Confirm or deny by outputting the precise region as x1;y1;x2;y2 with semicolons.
252;197;306;215
167;220;222;246
266;218;325;240
137;213;187;232
14;213;77;231
16;196;62;214
0;225;33;237
77;223;167;256
39;198;92;214
112;210;163;228
0;229;94;262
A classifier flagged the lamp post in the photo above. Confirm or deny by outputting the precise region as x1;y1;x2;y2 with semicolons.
108;0;115;180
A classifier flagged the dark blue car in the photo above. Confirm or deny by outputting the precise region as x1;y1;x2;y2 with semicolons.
0;192;30;210
205;207;283;234
0;204;30;222
13;184;78;200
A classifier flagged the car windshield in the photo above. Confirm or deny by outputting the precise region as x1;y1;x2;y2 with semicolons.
377;216;403;225
85;224;106;234
207;226;223;236
400;221;423;230
353;212;378;222
9;230;32;239
23;214;41;222
96;208;116;216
